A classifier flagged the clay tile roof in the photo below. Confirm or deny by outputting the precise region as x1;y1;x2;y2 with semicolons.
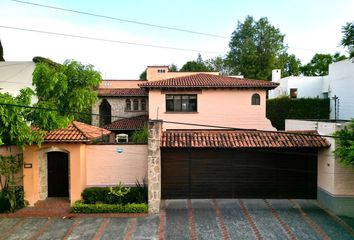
139;73;279;89
98;88;148;97
103;115;148;130
161;129;330;148
42;121;111;142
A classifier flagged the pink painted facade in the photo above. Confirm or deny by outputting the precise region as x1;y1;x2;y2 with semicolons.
86;144;148;186
148;89;276;130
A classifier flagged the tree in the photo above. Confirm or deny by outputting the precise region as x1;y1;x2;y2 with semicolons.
226;16;287;80
276;53;302;77
300;53;347;76
333;119;354;165
139;70;147;80
31;59;101;130
0;40;4;61
0;89;44;212
341;21;354;58
204;56;232;75
169;64;178;72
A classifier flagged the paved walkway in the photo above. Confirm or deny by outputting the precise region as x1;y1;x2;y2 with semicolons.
0;199;353;239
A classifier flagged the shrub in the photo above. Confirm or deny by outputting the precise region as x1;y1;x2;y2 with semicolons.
266;97;330;130
82;180;148;205
0;186;26;213
71;201;147;213
81;187;110;204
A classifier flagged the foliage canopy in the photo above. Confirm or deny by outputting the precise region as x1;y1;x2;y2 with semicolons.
333;120;354;165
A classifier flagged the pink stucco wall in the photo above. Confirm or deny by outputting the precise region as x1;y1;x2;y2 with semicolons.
23;143;86;206
86;144;148;186
148;89;276;130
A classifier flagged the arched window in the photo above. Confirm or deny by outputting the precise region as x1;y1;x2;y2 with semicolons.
126;99;131;111
99;99;111;126
141;99;146;111
251;93;260;105
133;99;139;111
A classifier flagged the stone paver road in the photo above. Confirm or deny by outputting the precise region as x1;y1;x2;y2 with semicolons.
1;199;353;240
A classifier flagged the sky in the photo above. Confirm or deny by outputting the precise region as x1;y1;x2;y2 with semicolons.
1;0;353;79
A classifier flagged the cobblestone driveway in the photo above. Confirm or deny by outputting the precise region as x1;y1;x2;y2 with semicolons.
1;199;353;240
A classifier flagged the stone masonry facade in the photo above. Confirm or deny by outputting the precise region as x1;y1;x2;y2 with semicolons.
147;120;162;214
92;97;148;127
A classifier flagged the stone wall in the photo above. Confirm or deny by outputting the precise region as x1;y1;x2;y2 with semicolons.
147;120;162;214
92;97;148;126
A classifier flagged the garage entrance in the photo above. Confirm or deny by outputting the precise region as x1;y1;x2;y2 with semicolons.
162;148;317;199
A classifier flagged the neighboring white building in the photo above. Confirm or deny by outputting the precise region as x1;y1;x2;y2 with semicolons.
0;61;35;96
269;59;354;120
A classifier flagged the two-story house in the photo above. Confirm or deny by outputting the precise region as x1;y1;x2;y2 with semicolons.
138;72;330;214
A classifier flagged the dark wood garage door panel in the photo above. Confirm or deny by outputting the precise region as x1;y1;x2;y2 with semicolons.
161;148;317;199
161;149;189;198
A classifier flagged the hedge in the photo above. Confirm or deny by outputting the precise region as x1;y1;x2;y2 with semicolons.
266;97;330;130
81;186;147;205
71;201;148;213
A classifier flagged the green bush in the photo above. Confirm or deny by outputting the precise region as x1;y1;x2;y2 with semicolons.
0;186;26;213
81;187;110;204
0;191;10;213
71;201;148;213
82;186;147;205
266;97;330;130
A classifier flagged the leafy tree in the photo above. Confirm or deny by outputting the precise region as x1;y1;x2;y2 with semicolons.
0;40;4;61
204;56;232;75
139;70;147;80
131;126;148;143
0;89;44;148
333;119;354;165
169;64;178;71
300;53;347;76
276;53;302;77
341;21;354;58
180;61;211;72
0;89;44;212
31;59;101;130
226;16;287;80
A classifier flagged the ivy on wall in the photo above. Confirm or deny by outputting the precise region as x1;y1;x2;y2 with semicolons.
266;97;330;130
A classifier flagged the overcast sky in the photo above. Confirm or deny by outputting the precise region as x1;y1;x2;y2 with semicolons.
1;0;353;79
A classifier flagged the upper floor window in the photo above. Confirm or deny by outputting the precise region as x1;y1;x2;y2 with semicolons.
166;94;197;112
133;99;139;111
126;99;131;111
99;99;111;126
251;93;260;105
141;99;146;111
290;88;298;99
157;69;166;73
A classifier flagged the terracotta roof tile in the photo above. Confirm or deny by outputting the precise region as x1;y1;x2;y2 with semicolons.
139;74;279;89
41;121;111;142
161;130;330;148
103;115;148;130
98;88;148;97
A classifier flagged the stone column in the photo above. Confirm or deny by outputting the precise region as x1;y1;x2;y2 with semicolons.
148;120;163;214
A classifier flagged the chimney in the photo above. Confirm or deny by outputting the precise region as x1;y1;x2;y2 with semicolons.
272;69;281;82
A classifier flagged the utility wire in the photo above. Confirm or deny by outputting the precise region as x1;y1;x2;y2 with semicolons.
0;102;352;140
9;0;325;53
0;25;222;55
10;0;228;39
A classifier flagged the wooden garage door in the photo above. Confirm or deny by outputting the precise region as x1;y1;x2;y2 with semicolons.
162;148;317;199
